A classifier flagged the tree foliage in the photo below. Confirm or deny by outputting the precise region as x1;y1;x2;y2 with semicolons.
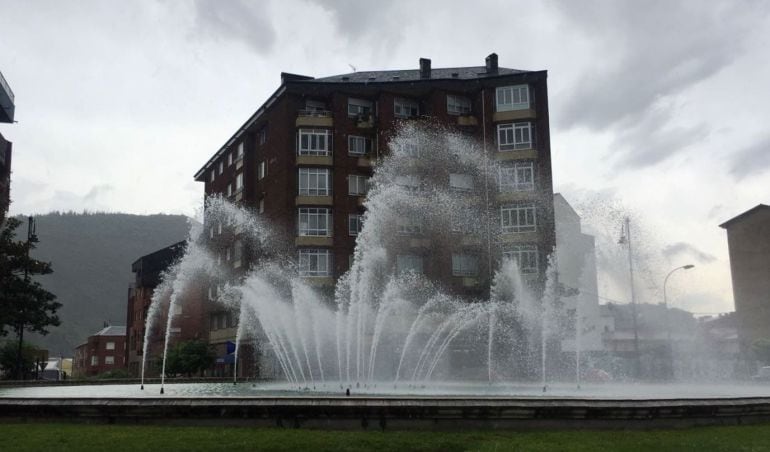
161;340;215;377
752;338;770;365
0;341;43;380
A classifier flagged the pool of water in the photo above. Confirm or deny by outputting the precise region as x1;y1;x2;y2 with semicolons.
1;381;769;399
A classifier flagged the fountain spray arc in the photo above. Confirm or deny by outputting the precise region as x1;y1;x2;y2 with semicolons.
142;123;562;389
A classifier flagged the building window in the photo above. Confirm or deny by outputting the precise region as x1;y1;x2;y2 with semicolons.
298;168;331;196
236;142;244;161
258;161;267;180
218;161;223;175
348;135;372;156
209;170;215;183
235;173;244;191
497;122;534;151
348;98;373;118
228;152;233;166
501;203;536;233
449;173;474;192
394;97;419;119
217;221;222;235
348;214;363;236
395;175;420;193
503;244;539;274
304;99;327;114
105;356;115;365
233;240;243;262
106;342;115;351
298;129;332;156
496;85;530;111
91;356;98;366
258;198;265;213
298;207;331;236
396;254;424;274
226;247;231;261
227;183;233;197
209;226;214;239
397;216;423;235
348;175;368;196
258;126;267;145
452;253;480;277
298;248;332;277
499;161;535;192
447;94;471;115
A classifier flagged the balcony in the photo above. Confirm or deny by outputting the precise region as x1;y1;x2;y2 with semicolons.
295;195;333;206
301;276;335;286
295;236;333;247
499;231;540;244
495;148;537;161
496;191;534;203
492;108;536;123
0;70;14;123
456;115;478;127
297;155;333;166
296;109;333;127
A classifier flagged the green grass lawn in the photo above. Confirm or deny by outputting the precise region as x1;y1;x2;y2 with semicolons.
3;422;770;452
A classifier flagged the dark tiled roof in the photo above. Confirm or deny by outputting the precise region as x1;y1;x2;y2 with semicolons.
719;204;770;229
312;66;529;83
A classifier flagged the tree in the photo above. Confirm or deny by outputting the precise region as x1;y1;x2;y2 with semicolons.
0;341;43;380
161;340;215;377
752;338;770;365
0;217;60;379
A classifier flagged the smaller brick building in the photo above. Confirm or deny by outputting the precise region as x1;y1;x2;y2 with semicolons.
72;325;126;378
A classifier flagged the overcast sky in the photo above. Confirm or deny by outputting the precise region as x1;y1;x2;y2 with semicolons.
1;0;769;315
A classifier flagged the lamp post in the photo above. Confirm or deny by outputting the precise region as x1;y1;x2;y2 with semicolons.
618;217;641;378
663;264;695;379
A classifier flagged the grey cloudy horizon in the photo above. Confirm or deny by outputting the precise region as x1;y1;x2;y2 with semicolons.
1;0;769;315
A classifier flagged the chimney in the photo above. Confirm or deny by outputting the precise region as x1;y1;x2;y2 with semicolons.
419;58;431;79
485;53;498;73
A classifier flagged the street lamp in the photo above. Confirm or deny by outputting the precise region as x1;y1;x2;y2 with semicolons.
663;264;695;379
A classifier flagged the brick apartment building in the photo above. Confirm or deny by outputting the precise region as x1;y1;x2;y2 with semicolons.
720;204;770;369
0;69;15;223
72;325;126;378
125;241;206;377
194;53;556;365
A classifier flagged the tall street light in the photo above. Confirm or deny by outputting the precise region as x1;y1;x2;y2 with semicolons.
663;264;695;379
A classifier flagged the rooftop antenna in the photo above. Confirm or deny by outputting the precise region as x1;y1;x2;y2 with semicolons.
348;64;357;72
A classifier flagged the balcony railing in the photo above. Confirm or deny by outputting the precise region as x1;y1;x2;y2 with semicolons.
298;109;331;118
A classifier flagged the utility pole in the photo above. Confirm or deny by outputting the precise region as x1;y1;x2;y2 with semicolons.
15;216;36;380
619;217;641;379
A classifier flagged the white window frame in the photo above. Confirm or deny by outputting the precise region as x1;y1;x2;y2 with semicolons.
498;122;533;151
235;172;244;191
298;167;331;196
258;127;267;145
298;129;332;156
447;94;471;115
503;244;539;274
91;355;98;366
396;254;424;274
228;152;233;166
218;161;223;175
298;207;332;237
499;161;535;192
105;356;115;365
209;170;215;183
394;97;419;119
227;184;233;197
452;253;480;277
397;216;423;235
258;198;265;213
449;173;474;192
236;142;244;161
501;203;537;233
348;175;368;196
348;135;372;156
258;161;267;180
298;248;332;277
348;98;373;118
496;85;530;111
348;214;363;236
105;342;115;351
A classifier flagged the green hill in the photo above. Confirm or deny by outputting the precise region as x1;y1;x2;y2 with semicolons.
12;212;190;357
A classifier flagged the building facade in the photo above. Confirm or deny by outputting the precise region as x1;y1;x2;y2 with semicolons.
720;204;770;367
71;325;126;378
125;241;206;377
194;54;556;367
0;69;15;223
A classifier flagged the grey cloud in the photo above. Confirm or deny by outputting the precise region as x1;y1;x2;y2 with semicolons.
662;242;716;264
83;184;114;202
729;135;770;180
553;0;762;131
192;0;276;54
